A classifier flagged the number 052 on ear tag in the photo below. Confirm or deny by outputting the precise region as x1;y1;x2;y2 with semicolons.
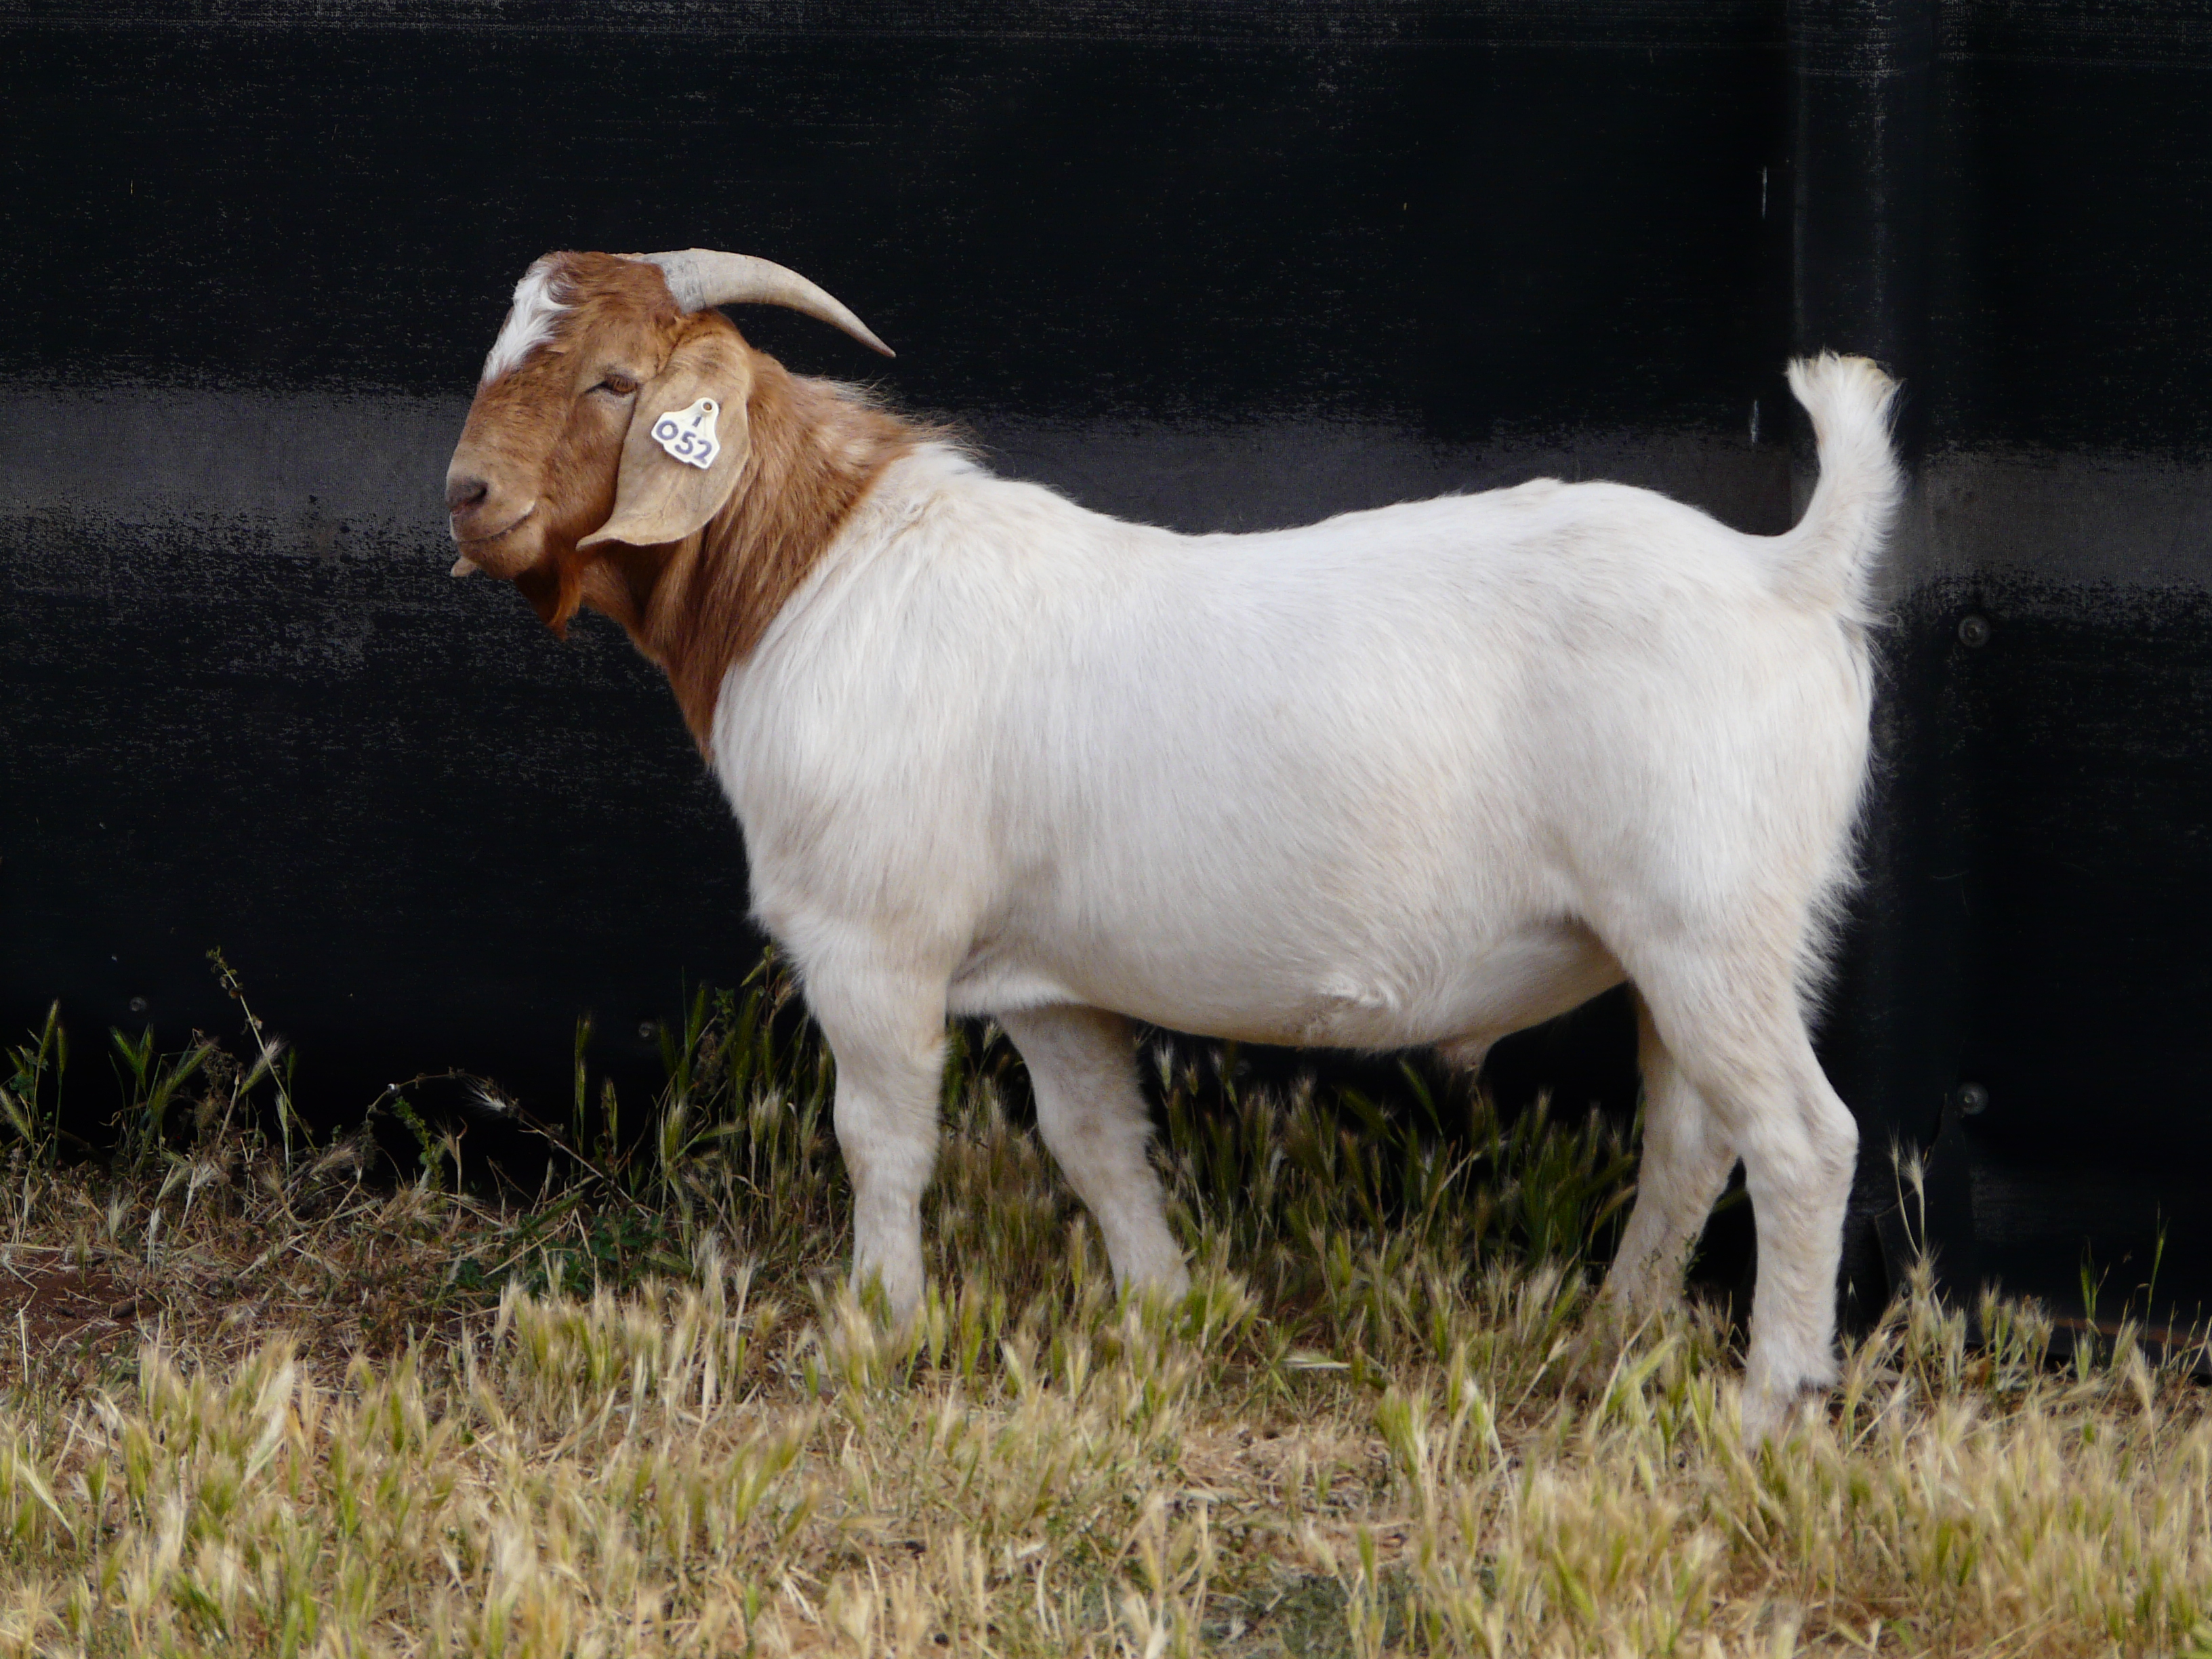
651;398;720;469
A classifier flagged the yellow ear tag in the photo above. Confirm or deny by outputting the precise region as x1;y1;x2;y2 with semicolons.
650;397;720;470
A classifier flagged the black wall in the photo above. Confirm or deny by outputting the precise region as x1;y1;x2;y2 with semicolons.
5;2;2211;1322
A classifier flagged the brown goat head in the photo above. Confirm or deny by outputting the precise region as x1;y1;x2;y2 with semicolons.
445;245;902;676
444;247;899;656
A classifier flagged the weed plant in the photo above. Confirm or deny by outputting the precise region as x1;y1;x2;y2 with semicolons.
0;956;2199;1654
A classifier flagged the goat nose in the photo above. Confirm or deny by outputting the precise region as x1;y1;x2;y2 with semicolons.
446;474;490;514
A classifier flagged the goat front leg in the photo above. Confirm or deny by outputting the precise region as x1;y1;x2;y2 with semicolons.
999;1004;1189;1300
804;959;949;1324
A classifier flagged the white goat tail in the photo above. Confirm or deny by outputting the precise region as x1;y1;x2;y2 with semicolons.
1775;352;1903;621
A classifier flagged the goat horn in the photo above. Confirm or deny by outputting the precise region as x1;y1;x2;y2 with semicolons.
636;249;895;357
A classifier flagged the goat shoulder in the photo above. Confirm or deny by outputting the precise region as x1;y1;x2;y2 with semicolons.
639;362;927;743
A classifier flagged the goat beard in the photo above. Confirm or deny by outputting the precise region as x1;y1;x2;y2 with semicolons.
514;555;573;635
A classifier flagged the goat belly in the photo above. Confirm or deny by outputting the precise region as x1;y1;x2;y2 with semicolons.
957;914;1623;1052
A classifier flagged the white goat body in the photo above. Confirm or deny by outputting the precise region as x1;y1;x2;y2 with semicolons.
712;355;1898;1439
443;248;1898;1439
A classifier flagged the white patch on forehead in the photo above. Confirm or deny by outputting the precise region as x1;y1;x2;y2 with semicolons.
479;258;569;386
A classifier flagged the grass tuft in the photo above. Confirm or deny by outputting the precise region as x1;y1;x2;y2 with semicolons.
0;958;2198;1654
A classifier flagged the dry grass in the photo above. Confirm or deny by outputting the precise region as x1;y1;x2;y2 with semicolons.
0;968;2206;1656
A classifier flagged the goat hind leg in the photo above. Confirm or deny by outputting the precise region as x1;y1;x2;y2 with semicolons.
1636;961;1857;1442
1735;1059;1858;1441
1603;991;1738;1317
999;1004;1189;1299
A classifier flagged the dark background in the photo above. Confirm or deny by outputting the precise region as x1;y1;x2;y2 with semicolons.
5;1;2211;1324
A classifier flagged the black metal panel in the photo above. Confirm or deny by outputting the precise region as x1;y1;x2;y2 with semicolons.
1921;12;2212;1324
5;0;2212;1321
1;1;1790;1115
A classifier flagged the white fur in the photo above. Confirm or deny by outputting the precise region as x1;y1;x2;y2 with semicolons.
480;258;567;386
711;354;1900;1443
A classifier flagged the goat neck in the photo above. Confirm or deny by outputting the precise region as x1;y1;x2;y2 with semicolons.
585;354;921;747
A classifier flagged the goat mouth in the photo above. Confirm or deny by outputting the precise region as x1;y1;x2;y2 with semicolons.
455;504;537;545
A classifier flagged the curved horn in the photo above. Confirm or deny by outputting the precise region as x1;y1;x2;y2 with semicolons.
638;249;895;357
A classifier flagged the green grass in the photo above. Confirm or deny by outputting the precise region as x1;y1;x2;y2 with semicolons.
0;955;2203;1656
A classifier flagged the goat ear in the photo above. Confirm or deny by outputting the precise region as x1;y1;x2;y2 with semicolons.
577;330;752;556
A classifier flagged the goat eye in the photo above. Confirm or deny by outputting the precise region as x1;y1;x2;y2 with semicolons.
592;375;638;397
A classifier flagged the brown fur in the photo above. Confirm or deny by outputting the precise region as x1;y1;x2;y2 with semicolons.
446;251;922;746
583;361;920;743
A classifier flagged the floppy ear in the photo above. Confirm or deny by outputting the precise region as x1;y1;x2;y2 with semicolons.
579;329;753;554
535;330;752;635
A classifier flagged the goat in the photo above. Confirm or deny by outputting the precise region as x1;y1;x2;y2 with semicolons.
445;247;1900;1441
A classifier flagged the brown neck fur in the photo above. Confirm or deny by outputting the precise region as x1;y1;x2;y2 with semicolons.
586;354;922;746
